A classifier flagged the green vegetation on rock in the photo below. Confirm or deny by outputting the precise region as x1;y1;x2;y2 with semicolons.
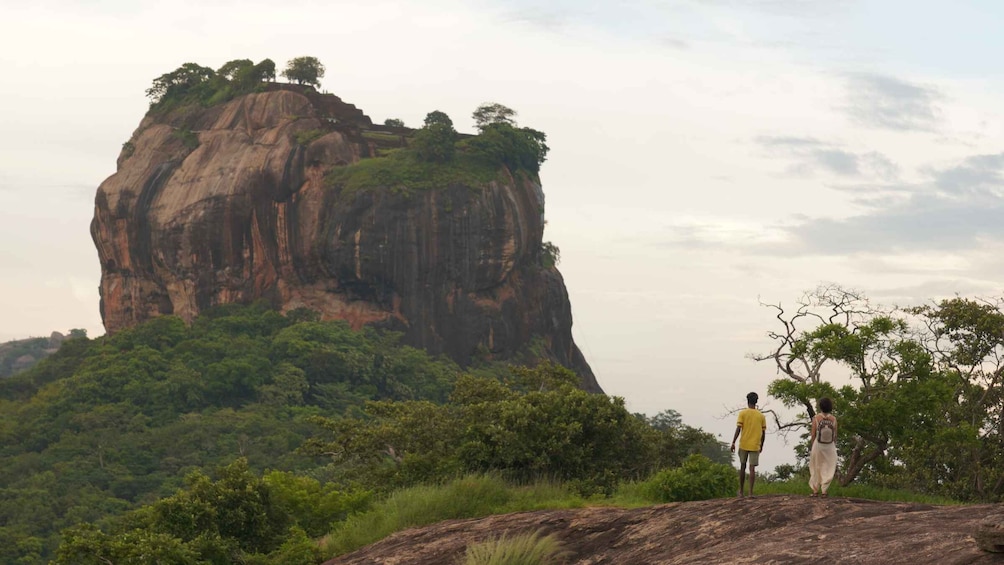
145;57;279;112
326;146;503;197
327;104;551;197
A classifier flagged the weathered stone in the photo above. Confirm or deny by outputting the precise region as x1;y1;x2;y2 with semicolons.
322;496;1004;565
975;513;1004;553
91;86;599;391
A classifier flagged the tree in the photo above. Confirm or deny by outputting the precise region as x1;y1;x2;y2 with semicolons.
752;285;918;485
281;56;325;88
384;118;405;128
423;110;453;128
217;59;254;81
751;285;993;493
252;58;276;83
468;122;549;174
472;102;517;131
145;62;216;105
412;110;458;163
904;297;1004;499
304;365;661;494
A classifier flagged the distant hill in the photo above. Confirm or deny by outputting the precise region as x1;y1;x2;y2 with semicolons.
0;330;85;378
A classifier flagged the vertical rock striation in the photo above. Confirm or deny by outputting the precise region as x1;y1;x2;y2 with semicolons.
91;86;600;391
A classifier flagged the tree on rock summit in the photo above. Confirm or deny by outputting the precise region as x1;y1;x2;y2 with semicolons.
282;56;325;88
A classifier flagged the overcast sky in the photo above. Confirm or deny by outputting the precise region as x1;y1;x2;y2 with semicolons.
4;0;1004;468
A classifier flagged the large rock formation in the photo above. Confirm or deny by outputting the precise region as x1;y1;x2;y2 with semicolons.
322;495;1004;564
91;86;599;391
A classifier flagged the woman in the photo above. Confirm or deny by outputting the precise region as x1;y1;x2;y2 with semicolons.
809;397;838;497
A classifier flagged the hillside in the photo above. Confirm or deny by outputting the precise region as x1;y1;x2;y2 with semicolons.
323;495;1003;564
0;331;80;377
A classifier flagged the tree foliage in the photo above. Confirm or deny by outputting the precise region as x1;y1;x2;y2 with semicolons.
412;110;458;163
282;56;325;88
0;303;458;563
145;58;276;111
0;302;730;563
754;285;1004;500
467;103;549;173
303;362;721;496
54;459;327;565
472;102;517;131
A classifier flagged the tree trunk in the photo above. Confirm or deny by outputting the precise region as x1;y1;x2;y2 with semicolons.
839;436;886;486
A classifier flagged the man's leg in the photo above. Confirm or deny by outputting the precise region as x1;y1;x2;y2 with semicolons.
737;449;748;496
747;450;759;498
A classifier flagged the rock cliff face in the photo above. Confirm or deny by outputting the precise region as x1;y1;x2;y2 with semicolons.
91;86;599;391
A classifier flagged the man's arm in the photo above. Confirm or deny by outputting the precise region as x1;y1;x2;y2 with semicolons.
730;425;741;452
760;429;765;452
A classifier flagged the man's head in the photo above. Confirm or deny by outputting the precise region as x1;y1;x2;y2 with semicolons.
746;392;758;406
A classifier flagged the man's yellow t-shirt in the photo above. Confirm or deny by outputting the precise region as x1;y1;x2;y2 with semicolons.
736;407;766;452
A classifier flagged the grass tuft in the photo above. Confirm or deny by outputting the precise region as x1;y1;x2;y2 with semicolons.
463;529;570;565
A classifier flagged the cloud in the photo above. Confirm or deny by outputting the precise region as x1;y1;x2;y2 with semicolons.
927;153;1004;197
660;36;691;50
756;136;900;180
842;73;944;132
781;152;1004;255
657;151;1004;260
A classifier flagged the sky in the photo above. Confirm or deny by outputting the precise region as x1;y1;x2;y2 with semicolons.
4;0;1004;468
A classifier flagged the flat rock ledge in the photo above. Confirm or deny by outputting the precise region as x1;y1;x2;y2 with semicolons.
323;495;1004;565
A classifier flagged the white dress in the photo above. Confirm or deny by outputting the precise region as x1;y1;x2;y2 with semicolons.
809;417;838;494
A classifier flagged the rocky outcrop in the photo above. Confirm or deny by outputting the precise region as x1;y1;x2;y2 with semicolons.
91;86;599;391
976;513;1004;553
322;495;1004;564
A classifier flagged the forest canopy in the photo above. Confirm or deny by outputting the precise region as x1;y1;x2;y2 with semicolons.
0;303;726;564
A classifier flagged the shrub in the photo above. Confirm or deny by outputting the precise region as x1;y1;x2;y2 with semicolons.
642;454;734;502
540;241;560;268
173;128;199;150
464;529;569;565
294;129;325;146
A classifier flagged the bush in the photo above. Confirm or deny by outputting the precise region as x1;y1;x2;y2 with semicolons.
294;129;325;146
641;454;734;502
464;529;569;565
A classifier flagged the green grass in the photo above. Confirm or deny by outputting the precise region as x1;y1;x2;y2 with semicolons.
362;131;406;145
319;475;585;558
325;148;502;198
463;529;570;565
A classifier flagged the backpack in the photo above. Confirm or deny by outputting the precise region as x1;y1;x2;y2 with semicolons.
816;416;835;444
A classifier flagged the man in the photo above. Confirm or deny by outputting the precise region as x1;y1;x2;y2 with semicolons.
730;391;766;498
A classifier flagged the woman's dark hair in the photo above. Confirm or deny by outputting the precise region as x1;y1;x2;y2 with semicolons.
819;397;833;414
